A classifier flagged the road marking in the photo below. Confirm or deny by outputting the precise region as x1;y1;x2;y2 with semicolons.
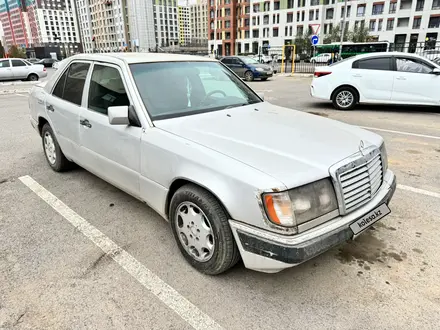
397;184;440;199
15;93;27;97
361;126;440;140
19;175;223;330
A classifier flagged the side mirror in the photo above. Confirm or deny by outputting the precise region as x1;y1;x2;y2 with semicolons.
431;68;440;75
257;92;264;100
108;106;130;125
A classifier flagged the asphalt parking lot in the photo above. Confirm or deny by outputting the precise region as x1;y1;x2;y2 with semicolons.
1;74;439;329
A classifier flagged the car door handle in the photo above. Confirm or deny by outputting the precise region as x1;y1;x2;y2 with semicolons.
80;119;92;128
352;74;362;77
46;104;54;112
396;76;406;80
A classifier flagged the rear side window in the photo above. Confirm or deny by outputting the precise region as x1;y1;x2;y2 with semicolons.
11;60;27;67
221;58;232;64
353;57;392;71
52;62;90;106
396;57;433;74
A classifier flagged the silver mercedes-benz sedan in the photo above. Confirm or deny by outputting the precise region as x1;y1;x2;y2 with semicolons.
28;53;396;275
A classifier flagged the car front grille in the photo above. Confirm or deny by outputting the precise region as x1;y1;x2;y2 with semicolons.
332;148;383;214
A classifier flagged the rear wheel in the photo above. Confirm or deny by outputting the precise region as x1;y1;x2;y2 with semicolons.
332;87;358;110
27;73;38;82
169;184;240;275
41;123;71;172
244;70;254;82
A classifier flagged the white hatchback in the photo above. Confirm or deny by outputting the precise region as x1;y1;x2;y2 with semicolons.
311;52;440;110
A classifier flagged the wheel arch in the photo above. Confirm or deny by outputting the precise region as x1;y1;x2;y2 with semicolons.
331;84;360;102
37;116;49;136
165;177;232;220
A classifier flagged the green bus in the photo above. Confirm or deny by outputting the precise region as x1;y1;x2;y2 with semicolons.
316;42;390;58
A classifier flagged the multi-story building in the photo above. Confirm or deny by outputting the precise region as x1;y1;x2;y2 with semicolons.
190;0;208;45
178;5;190;45
209;0;440;56
154;0;179;48
126;0;155;51
0;0;81;57
76;0;130;53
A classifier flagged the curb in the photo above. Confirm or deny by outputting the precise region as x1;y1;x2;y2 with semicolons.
290;73;314;78
0;81;39;86
0;89;31;95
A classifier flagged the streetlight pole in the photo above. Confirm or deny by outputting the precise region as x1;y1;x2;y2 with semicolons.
213;0;217;58
339;0;348;56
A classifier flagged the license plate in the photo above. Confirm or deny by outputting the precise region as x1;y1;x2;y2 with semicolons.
349;204;391;235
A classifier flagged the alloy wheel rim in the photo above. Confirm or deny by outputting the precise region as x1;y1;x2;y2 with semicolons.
245;72;253;80
44;132;56;165
175;202;215;262
336;91;354;108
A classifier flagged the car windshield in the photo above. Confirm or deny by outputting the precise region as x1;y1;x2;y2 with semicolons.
240;57;259;64
130;61;262;120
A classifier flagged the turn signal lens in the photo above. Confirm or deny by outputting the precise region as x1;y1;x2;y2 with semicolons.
263;192;295;227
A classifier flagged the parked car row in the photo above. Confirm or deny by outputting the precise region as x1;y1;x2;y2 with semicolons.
311;52;440;110
220;56;273;81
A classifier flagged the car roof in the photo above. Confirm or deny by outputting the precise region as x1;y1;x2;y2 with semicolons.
66;52;216;64
349;51;428;61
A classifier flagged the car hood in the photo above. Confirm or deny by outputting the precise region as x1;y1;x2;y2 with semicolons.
154;103;383;188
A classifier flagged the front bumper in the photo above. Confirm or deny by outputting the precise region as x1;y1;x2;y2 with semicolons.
230;170;396;273
254;70;273;78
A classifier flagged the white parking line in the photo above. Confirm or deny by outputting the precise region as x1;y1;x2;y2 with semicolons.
19;175;223;330
361;126;440;140
397;184;440;199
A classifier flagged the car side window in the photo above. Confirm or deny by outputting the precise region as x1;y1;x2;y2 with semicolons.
0;60;10;68
11;60;26;67
232;58;242;65
354;57;392;71
88;64;130;115
52;62;90;105
396;58;433;74
221;58;232;64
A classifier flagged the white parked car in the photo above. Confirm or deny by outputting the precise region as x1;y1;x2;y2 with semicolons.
0;58;47;81
29;53;396;275
310;53;332;64
311;52;440;110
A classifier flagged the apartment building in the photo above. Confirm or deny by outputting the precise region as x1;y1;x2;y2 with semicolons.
209;0;440;56
178;5;190;45
127;0;155;51
154;0;179;48
76;0;130;53
0;0;81;57
190;0;208;45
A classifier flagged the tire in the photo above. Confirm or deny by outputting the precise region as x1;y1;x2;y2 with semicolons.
244;70;254;82
311;60;316;64
27;73;38;82
332;86;358;110
169;184;240;275
41;123;71;172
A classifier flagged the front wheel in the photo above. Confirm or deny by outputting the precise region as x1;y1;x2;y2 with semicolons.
244;70;254;82
169;184;240;275
27;74;38;81
332;87;358;110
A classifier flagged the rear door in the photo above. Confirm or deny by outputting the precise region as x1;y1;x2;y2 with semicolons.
0;59;12;80
391;56;439;105
78;62;142;197
45;61;91;159
10;59;30;79
351;56;394;102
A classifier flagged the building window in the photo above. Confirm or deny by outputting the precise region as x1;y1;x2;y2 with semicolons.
372;4;384;15
326;8;334;19
253;4;260;12
369;20;376;31
413;17;421;29
225;20;230;28
297;26;303;35
316;9;319;20
263;15;269;24
386;18;394;30
287;13;293;23
357;5;365;17
264;2;270;11
274;1;280;10
225;8;230;16
378;20;383;31
311;0;319;5
245;30;249;38
429;16;440;28
253;29;259;38
416;0;424;10
433;0;440;9
273;28;279;37
397;17;410;27
309;10;314;21
287;0;294;8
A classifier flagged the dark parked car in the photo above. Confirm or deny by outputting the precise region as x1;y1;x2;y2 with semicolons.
37;58;58;67
220;56;273;81
27;58;41;64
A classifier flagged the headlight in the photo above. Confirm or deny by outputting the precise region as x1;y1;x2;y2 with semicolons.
255;67;264;72
262;178;338;228
379;142;388;172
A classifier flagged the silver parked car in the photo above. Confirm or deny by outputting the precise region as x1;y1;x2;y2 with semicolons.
28;53;396;275
0;58;47;81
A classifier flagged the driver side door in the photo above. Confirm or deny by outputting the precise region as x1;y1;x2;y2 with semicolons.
230;58;246;77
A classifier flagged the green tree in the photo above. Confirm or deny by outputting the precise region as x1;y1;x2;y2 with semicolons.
323;24;349;44
8;45;26;58
294;32;312;55
349;24;370;43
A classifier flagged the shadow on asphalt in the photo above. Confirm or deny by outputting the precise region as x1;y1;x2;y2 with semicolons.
308;102;440;114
